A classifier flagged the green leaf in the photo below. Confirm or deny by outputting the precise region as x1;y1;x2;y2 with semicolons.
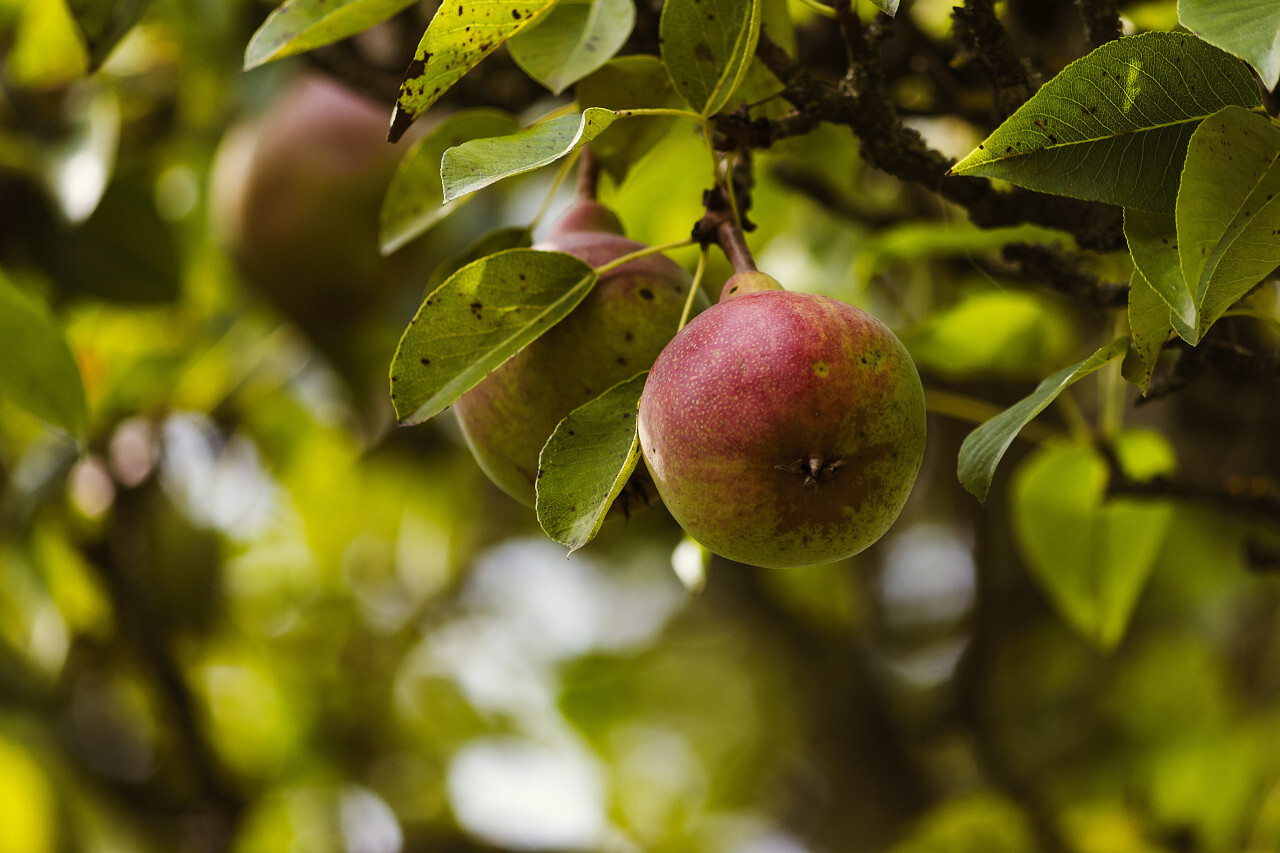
379;109;521;255
508;0;635;95
1177;106;1280;333
423;226;533;295
872;0;899;16
440;107;617;202
660;0;761;116
244;0;418;70
390;248;597;425
958;336;1129;502
903;290;1076;381
0;271;87;440
536;372;647;553
1123;271;1172;392
1179;0;1280;90
1124;207;1197;337
576;55;684;183
65;0;152;69
1012;430;1176;650
951;32;1263;212
7;0;89;89
388;0;558;143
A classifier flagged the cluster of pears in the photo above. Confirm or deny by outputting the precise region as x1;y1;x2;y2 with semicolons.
456;198;927;567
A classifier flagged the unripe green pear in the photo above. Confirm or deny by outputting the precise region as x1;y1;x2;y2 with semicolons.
638;287;926;567
452;202;695;507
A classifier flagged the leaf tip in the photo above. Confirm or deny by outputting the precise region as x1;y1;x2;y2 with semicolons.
388;105;415;144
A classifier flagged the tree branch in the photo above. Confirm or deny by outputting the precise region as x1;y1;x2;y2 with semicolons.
1073;0;1123;49
951;0;1039;118
753;31;1126;254
999;243;1129;308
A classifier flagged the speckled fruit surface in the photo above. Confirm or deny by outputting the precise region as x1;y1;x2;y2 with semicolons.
453;227;692;506
638;290;926;567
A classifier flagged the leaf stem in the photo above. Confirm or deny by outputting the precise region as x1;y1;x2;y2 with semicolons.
1100;313;1127;435
678;246;710;331
1055;388;1092;440
925;388;1059;442
592;238;695;277
1221;308;1280;334
796;0;838;17
529;148;582;234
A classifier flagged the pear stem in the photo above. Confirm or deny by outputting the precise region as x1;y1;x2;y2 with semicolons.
591;238;695;276
716;219;757;272
576;146;600;202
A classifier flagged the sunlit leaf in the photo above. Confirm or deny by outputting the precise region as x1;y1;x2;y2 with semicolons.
6;0;89;89
423;225;533;294
576;55;684;183
440;107;617;202
379;109;521;254
1179;0;1280;90
1012;430;1176;650
903;290;1076;381
1177;106;1280;334
390;249;597;425
660;0;760;116
0;271;87;440
244;0;419;70
958;336;1128;502
0;737;56;853
536;372;647;553
508;0;635;95
951;33;1264;212
388;0;558;143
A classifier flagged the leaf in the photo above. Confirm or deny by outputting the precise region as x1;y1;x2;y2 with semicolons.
379;109;521;255
244;0;419;70
536;372;647;553
65;0;152;69
950;32;1264;212
576;55;684;183
423;226;533;295
1124;207;1197;337
508;0;635;95
903;290;1076;381
388;0;558;143
958;336;1129;502
7;0;89;90
390;248;597;425
1123;271;1172;392
660;0;761;116
872;0;899;16
440;107;617;202
1178;0;1280;90
1176;106;1280;333
0;271;87;440
1011;430;1176;650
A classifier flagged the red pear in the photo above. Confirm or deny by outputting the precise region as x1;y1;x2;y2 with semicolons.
638;286;926;567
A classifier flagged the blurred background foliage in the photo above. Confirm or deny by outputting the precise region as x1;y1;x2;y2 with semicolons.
1;0;1280;851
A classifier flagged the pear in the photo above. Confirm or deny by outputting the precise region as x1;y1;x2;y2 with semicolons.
638;284;926;567
453;202;695;506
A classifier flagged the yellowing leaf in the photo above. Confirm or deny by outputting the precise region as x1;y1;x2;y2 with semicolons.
388;0;558;142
